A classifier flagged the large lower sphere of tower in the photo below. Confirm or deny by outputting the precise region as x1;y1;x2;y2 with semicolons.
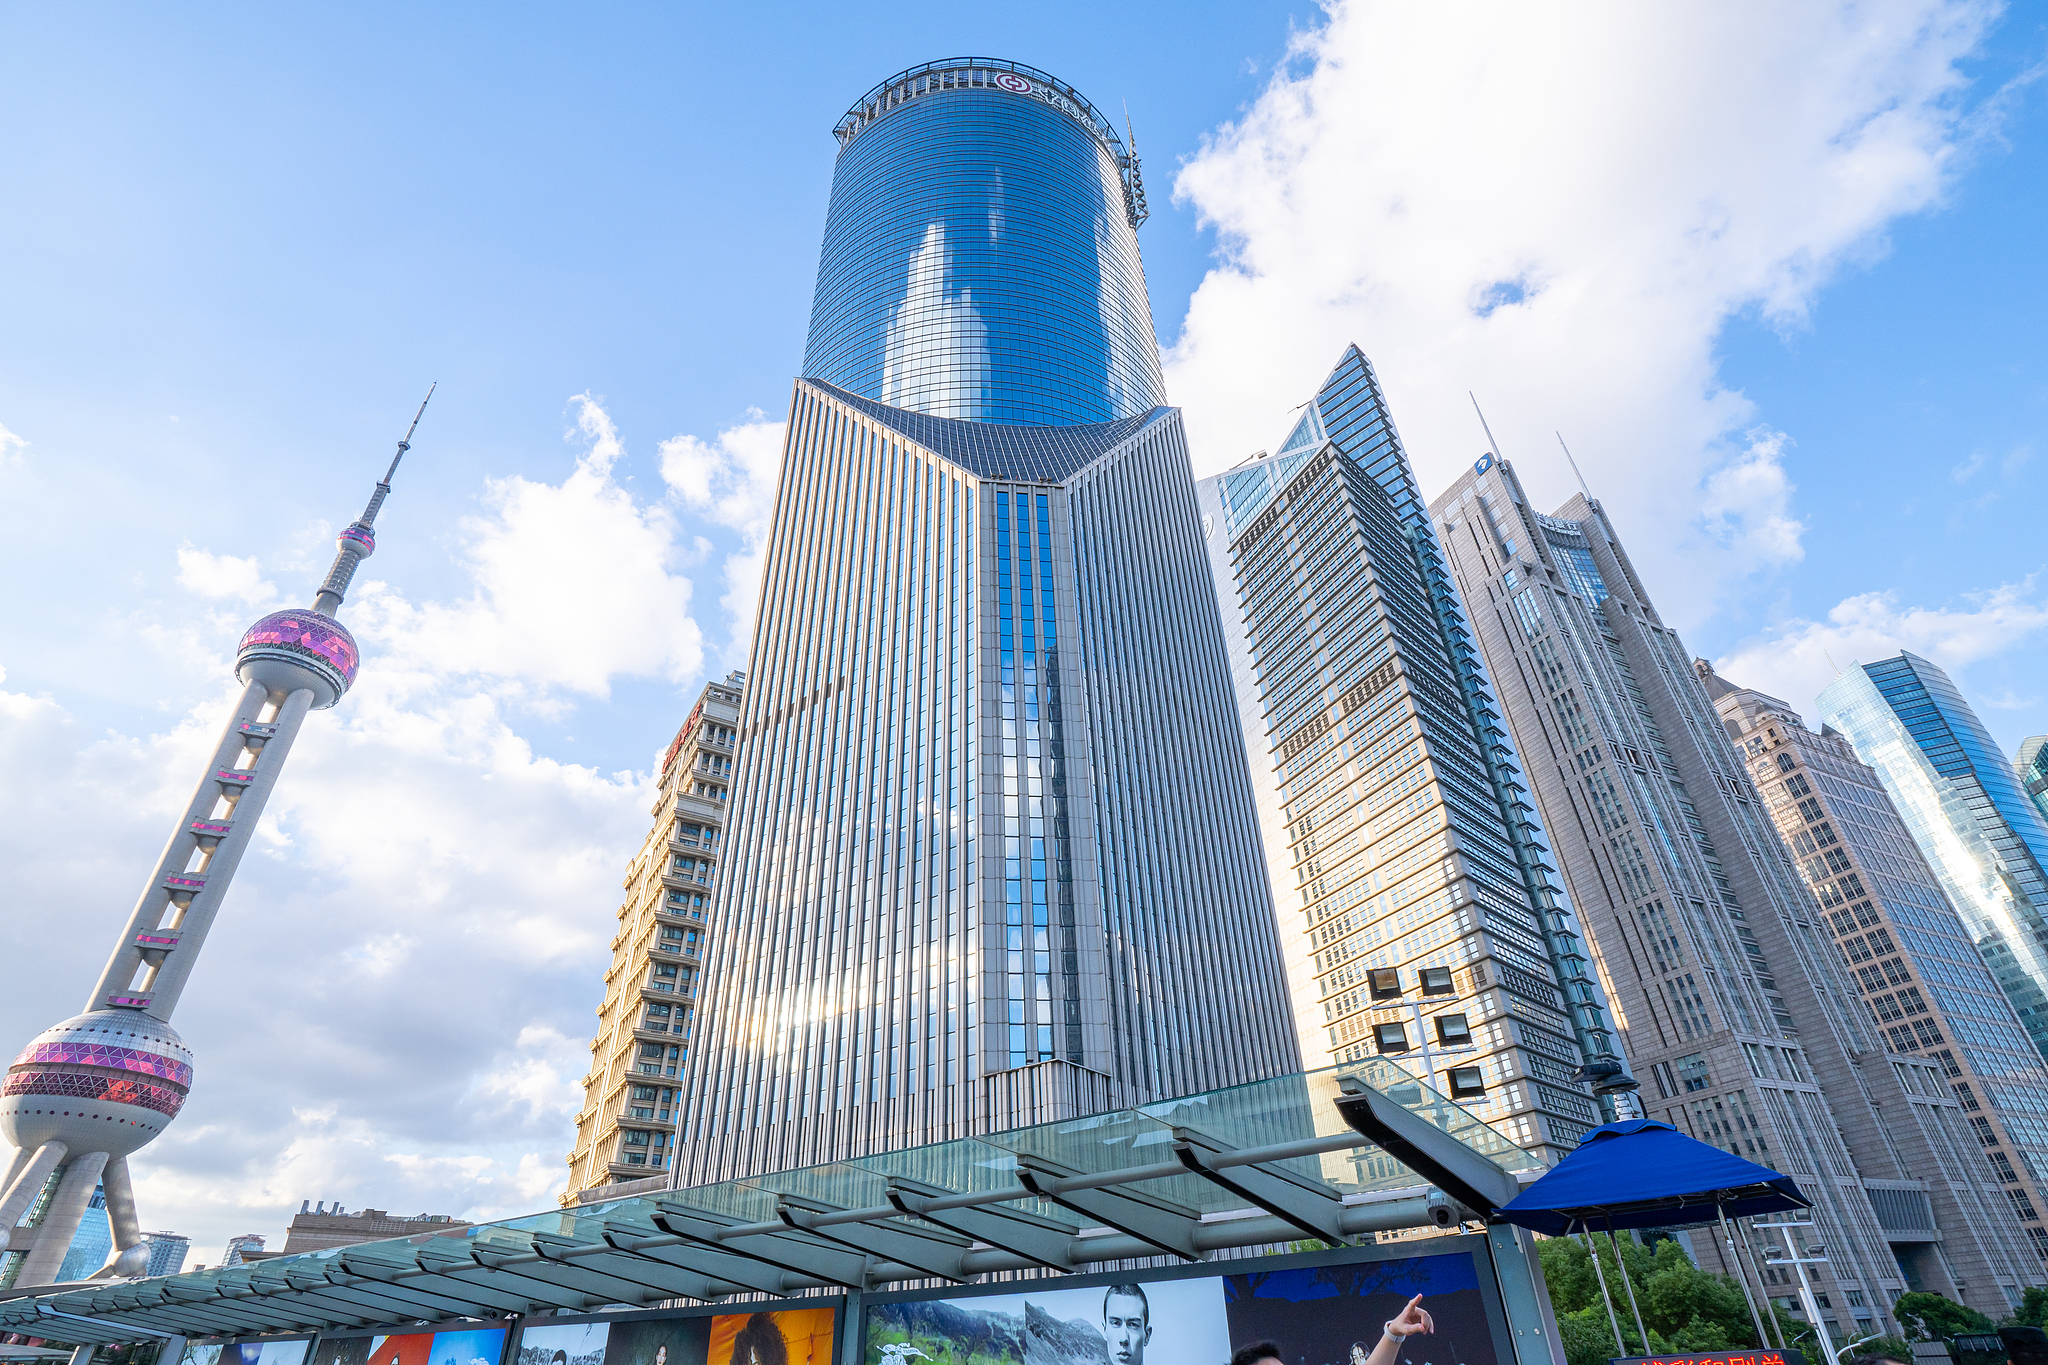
802;61;1167;427
0;1012;193;1158
236;609;359;708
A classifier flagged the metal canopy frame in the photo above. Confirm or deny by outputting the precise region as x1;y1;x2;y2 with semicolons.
0;1061;1546;1348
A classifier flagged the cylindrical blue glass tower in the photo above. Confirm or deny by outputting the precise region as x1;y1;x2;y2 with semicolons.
802;60;1167;427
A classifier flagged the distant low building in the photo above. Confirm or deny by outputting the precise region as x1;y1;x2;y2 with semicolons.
278;1204;471;1255
141;1232;188;1278
219;1234;265;1268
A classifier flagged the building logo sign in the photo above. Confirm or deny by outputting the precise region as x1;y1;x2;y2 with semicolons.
995;72;1032;93
1474;452;1494;474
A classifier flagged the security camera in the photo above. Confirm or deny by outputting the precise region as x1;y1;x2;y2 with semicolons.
1426;1189;1459;1228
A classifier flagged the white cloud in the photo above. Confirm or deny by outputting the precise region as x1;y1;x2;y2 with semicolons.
176;545;277;603
1165;0;2003;628
1698;428;1805;569
0;421;24;469
353;395;704;699
1713;578;2048;719
659;408;785;647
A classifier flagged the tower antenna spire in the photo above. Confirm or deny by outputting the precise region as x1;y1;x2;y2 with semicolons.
316;389;435;614
1556;431;1594;503
384;383;435;486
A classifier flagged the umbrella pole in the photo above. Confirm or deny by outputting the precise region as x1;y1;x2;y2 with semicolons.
1577;1218;1628;1358
1718;1203;1772;1349
1606;1218;1651;1354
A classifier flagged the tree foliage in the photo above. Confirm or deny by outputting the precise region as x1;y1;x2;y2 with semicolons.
1893;1292;1994;1342
1538;1234;1808;1365
2012;1287;2048;1331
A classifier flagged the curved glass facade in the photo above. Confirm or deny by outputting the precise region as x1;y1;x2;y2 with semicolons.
1820;653;2048;1060
801;64;1167;427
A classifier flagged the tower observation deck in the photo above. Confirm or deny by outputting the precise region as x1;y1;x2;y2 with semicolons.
0;395;432;1289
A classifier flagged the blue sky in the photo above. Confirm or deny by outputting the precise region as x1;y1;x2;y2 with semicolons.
1;2;2044;1261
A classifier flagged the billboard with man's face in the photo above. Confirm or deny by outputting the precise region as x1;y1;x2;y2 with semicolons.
863;1244;1507;1365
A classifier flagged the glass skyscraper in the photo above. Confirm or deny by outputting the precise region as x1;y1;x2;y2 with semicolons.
676;61;1296;1184
2018;737;2048;831
802;60;1166;427
1820;654;2048;1062
1195;347;1636;1166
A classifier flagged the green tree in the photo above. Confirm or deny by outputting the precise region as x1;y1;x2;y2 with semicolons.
1894;1292;1994;1342
2011;1287;2048;1330
1538;1234;1809;1365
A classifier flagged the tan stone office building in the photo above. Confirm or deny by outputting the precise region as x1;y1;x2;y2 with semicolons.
1710;666;2048;1266
1429;457;2034;1326
561;672;743;1204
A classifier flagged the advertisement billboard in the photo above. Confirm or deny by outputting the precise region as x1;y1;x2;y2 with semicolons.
863;1242;1510;1365
512;1304;837;1365
182;1338;317;1365
307;1324;508;1365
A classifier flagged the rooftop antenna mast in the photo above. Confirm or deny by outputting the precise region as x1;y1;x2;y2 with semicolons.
1469;392;1504;461
1556;431;1594;503
1121;101;1149;227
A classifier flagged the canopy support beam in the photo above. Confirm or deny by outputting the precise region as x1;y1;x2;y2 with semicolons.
1718;1204;1773;1349
1604;1221;1649;1354
1575;1220;1626;1360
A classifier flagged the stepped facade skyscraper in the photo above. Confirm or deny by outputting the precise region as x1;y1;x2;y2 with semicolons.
1430;459;2033;1322
563;673;744;1203
1820;654;2048;1064
1194;347;1637;1167
677;60;1296;1183
0;399;430;1288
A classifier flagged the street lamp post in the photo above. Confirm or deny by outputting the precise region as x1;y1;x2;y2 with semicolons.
1759;1219;1835;1363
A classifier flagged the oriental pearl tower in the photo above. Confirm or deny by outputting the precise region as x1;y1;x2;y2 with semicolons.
0;393;432;1287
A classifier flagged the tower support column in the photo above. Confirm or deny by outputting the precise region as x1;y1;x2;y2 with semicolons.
0;1142;68;1251
0;1147;32;1211
138;686;317;1019
97;1156;145;1278
17;1151;108;1285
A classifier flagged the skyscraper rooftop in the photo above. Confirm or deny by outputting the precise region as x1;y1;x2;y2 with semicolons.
800;58;1165;427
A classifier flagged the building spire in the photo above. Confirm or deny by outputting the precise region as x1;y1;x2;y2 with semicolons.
313;385;433;616
1468;391;1504;462
1556;431;1594;504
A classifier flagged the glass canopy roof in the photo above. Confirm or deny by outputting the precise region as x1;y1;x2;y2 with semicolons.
0;1061;1542;1346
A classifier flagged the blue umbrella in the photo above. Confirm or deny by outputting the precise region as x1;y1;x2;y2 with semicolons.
1496;1118;1810;1356
1497;1118;1809;1234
